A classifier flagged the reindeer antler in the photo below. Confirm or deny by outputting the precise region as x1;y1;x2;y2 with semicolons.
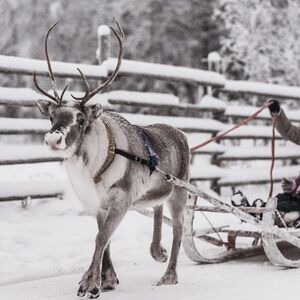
72;20;125;105
33;22;68;106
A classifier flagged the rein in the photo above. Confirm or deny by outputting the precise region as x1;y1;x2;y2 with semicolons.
189;101;276;199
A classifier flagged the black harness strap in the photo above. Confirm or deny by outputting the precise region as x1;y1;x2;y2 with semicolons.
94;124;159;183
114;128;159;175
115;149;149;167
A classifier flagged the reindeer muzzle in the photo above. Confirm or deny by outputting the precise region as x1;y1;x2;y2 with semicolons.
45;130;66;150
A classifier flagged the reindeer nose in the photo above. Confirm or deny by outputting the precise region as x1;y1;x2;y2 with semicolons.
45;130;65;149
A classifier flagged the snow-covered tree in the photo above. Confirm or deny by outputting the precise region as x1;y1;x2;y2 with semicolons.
219;0;300;86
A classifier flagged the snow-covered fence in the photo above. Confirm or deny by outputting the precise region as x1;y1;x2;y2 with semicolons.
0;40;300;198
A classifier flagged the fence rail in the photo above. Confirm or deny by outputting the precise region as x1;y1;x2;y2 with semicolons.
0;26;299;200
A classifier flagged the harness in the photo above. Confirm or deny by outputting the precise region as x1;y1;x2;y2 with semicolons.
93;123;159;183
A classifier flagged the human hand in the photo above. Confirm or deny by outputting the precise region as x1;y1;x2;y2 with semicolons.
267;99;281;115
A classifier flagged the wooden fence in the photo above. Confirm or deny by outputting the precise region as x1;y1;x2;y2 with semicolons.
0;25;300;202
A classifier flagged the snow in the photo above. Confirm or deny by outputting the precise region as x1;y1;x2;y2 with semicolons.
0;87;40;106
121;113;224;133
103;58;226;86
199;95;226;109
224;80;300;100
187;135;225;154
207;51;222;62
97;25;111;36
0;55;107;78
1;164;300;300
107;90;180;105
0;117;49;133
221;123;281;139
219;165;300;186
191;164;224;180
0;144;59;161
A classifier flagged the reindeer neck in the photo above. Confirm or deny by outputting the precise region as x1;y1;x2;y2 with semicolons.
76;119;112;177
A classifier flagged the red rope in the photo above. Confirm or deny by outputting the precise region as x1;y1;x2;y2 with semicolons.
268;115;277;199
190;101;272;153
189;100;277;199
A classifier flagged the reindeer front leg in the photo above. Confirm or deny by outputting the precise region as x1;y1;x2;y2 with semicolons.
78;204;128;299
95;211;119;291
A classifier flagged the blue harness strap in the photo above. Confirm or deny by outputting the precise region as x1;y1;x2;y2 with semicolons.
113;128;159;176
139;128;159;175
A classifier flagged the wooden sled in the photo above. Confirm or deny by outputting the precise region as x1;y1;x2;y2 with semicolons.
156;172;300;268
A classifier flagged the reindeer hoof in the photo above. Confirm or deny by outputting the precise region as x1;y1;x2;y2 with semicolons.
156;271;178;286
150;244;168;263
87;287;100;299
77;285;86;297
101;269;119;292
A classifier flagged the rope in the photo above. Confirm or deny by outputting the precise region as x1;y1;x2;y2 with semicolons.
157;101;282;238
189;100;277;200
190;101;272;153
268;115;277;199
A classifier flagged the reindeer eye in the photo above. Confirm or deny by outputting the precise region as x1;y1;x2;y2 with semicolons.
77;117;85;126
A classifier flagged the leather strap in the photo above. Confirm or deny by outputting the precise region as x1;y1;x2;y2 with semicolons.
93;125;159;183
93;122;116;183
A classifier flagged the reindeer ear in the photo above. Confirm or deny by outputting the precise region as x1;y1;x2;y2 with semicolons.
37;99;53;116
88;104;103;120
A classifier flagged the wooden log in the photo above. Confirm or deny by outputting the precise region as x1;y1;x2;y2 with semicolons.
189;205;271;214
108;99;225;114
0;157;62;165
0;193;63;202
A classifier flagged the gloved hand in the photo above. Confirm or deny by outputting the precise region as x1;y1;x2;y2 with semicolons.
268;99;281;115
281;177;298;193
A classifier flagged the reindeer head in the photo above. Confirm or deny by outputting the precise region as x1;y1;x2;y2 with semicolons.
35;22;124;158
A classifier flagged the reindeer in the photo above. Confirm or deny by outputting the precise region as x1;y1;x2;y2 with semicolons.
34;22;190;299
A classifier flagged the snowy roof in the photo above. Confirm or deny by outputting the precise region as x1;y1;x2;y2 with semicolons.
103;58;226;87
0;55;107;79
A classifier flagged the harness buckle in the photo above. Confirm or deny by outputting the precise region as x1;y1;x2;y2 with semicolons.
135;156;142;163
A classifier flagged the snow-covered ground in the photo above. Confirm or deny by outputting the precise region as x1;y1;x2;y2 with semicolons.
1;163;300;300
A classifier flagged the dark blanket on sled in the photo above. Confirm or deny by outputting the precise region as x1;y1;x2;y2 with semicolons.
277;192;300;212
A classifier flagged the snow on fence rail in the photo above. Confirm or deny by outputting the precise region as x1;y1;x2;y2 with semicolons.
103;58;226;87
223;80;300;101
1;53;300;197
0;55;107;79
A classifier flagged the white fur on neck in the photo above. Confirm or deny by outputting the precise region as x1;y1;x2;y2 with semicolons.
65;118;128;215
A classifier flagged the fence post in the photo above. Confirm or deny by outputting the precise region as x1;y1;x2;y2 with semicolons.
96;25;111;65
207;51;222;96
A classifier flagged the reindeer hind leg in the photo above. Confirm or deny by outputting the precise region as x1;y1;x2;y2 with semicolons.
157;187;187;286
150;205;168;263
